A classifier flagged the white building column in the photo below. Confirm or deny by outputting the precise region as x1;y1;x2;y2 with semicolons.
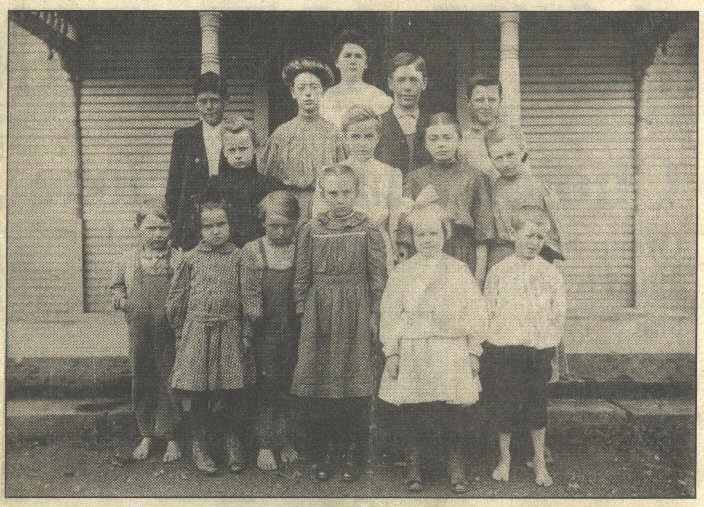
499;12;521;124
199;11;222;74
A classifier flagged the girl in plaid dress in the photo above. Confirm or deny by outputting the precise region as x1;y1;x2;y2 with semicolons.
167;198;256;475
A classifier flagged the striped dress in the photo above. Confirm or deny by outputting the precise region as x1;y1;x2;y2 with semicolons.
167;241;255;392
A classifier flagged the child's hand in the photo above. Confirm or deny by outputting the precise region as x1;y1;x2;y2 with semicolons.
385;355;399;379
119;298;128;312
468;354;480;378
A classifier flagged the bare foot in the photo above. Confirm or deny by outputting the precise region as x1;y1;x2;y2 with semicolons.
163;440;182;463
133;437;152;460
492;458;510;482
257;449;278;471
280;443;299;464
534;462;553;487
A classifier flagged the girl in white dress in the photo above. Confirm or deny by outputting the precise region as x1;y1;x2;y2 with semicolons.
378;189;488;493
320;29;392;127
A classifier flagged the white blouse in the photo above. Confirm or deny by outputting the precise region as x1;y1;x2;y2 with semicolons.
484;255;566;350
320;82;393;127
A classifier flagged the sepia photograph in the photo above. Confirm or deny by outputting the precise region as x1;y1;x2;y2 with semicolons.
4;7;697;499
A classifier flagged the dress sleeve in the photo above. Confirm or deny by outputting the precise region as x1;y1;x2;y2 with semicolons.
456;264;488;355
472;173;497;244
367;227;388;315
293;222;313;315
379;269;403;357
166;257;191;337
402;175;419;200
542;183;567;260
334;130;348;162
548;269;567;348
483;263;500;320
387;168;403;256
259;133;281;179
109;252;130;310
240;244;263;324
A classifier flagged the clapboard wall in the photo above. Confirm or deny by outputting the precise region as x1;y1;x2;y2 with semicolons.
636;20;697;313
8;22;83;319
79;12;266;311
458;13;636;311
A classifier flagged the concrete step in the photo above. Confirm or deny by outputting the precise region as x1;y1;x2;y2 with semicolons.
6;397;693;443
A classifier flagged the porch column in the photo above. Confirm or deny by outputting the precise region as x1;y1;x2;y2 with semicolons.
499;12;521;124
200;11;222;74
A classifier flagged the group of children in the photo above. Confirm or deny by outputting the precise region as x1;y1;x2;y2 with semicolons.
111;53;566;494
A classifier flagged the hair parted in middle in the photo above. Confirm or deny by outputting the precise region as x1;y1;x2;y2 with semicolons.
329;28;371;62
282;57;335;90
258;190;301;223
340;105;381;134
427;112;462;138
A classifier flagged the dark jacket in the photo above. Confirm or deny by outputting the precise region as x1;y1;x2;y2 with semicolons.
214;160;284;248
165;121;227;250
375;109;432;177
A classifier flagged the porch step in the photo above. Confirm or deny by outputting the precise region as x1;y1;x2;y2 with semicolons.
6;397;693;443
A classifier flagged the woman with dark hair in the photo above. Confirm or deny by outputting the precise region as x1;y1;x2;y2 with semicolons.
260;57;346;221
320;29;392;127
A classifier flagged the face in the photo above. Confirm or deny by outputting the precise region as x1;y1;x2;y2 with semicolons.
322;174;357;217
469;85;501;126
511;222;548;260
264;213;297;247
488;138;523;179
425;123;460;163
336;43;367;80
412;213;445;257
222;130;255;169
291;72;324;114
196;91;225;126
388;64;427;109
200;208;230;247
139;214;171;250
344;119;379;161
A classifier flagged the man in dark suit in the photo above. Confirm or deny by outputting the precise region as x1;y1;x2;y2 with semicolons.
375;52;432;177
165;72;228;250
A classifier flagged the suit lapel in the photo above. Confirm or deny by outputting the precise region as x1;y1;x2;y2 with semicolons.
190;121;209;179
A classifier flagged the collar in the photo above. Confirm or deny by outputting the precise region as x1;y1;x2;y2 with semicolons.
202;121;222;135
468;118;498;134
140;246;170;259
317;210;368;230
393;105;419;119
195;241;236;254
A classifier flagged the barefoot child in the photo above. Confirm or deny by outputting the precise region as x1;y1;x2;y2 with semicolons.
167;198;256;475
378;190;488;493
292;164;387;481
483;206;566;487
110;199;182;463
241;191;301;471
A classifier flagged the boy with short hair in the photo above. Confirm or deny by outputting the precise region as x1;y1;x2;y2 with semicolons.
482;205;566;487
375;52;432;176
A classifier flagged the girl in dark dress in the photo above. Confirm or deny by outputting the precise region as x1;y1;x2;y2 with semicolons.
241;191;301;471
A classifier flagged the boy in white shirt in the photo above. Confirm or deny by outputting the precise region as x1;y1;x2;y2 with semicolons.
483;205;566;487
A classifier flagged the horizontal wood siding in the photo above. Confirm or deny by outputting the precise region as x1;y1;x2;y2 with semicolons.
463;14;636;310
80;13;262;311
